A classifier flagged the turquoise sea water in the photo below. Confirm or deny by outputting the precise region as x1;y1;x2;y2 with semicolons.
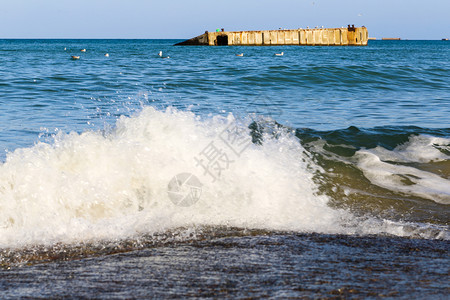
0;39;449;297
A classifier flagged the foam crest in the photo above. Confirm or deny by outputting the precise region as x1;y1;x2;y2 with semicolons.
0;107;447;249
367;135;449;163
354;134;450;204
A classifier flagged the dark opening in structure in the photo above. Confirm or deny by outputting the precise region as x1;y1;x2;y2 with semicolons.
217;35;228;46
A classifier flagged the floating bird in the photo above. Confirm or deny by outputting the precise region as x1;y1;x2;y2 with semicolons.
235;53;244;57
104;53;109;57
275;52;284;56
64;47;67;51
71;56;80;60
80;49;86;52
158;51;170;58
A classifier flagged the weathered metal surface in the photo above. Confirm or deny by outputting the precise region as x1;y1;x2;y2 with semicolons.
175;26;368;46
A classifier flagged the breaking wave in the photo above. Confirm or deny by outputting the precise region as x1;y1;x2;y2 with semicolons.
0;107;448;259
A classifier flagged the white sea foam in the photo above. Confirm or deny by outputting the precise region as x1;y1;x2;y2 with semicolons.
365;135;450;163
355;135;450;204
0;107;447;248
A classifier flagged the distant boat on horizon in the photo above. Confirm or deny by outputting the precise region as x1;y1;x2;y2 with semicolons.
382;38;401;40
442;38;449;41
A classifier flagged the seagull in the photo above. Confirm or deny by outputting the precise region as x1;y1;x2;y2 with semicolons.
71;56;80;60
235;53;244;57
64;47;67;51
158;51;170;58
275;52;284;56
80;49;86;52
104;53;109;57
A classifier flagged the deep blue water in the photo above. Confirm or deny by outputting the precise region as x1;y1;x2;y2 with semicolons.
0;39;449;298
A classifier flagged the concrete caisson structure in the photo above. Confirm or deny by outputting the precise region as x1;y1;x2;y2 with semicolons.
175;25;368;46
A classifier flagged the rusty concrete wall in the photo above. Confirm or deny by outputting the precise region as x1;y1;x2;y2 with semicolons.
176;27;368;46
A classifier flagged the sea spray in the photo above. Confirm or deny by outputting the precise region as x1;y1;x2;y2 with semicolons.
0;107;448;252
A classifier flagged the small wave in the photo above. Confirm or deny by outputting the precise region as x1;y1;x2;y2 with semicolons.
296;126;449;225
355;150;450;204
354;135;450;204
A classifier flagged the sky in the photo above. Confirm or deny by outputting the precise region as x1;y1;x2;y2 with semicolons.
0;0;449;39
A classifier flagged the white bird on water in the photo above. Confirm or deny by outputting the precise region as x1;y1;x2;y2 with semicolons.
71;56;80;60
80;49;86;52
104;53;109;57
235;53;244;57
275;52;284;56
158;51;170;59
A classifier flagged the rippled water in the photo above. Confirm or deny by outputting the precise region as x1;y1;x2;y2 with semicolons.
1;40;449;147
0;39;449;297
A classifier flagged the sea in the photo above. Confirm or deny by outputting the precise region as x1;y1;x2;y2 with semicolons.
0;39;449;298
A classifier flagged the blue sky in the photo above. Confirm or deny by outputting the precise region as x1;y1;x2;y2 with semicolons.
0;0;449;39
